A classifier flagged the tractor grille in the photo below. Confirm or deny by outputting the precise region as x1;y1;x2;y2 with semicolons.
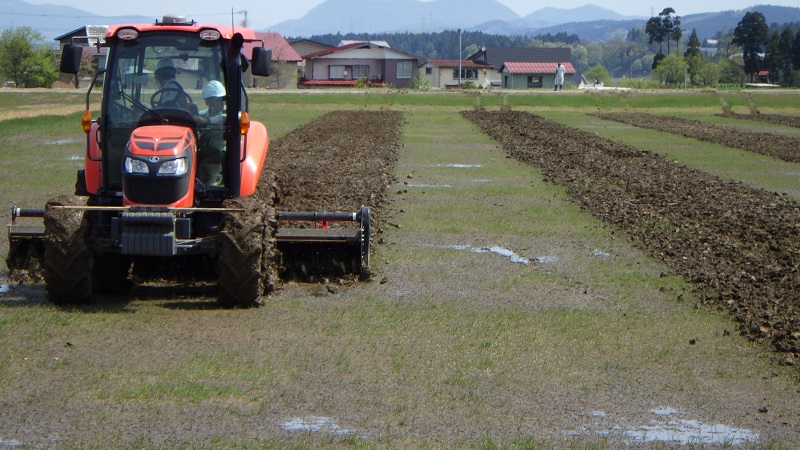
124;175;191;205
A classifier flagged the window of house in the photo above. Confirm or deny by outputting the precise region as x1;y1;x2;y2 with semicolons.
397;61;412;79
453;68;478;79
352;65;369;79
527;76;543;88
425;67;433;75
330;65;346;79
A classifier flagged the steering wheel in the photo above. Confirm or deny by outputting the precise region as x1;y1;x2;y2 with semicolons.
150;87;193;109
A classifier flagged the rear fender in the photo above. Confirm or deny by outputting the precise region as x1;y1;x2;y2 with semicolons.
85;123;101;194
239;121;268;197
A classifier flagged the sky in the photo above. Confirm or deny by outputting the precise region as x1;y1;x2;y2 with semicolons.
24;0;800;31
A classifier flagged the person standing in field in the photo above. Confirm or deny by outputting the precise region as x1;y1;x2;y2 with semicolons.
554;62;565;91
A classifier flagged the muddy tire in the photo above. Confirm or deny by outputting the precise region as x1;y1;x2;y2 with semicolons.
217;196;279;308
43;195;93;305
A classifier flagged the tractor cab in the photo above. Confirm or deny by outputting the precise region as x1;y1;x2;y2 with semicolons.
60;15;272;208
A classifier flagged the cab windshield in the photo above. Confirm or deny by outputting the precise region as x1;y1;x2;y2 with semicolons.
105;31;226;124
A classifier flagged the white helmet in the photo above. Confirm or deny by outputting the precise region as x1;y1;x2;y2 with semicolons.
155;58;176;72
202;80;226;99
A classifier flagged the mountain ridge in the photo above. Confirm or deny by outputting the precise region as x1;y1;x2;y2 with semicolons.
1;0;799;45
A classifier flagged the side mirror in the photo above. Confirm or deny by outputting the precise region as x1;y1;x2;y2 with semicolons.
251;48;271;77
60;44;82;74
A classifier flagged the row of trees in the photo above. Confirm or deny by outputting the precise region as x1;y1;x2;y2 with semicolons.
3;9;800;89
644;9;800;87
0;27;58;88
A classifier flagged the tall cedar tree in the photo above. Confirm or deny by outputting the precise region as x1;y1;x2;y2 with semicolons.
733;11;769;82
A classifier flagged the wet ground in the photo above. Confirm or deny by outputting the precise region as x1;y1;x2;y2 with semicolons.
464;110;800;360
3;107;800;448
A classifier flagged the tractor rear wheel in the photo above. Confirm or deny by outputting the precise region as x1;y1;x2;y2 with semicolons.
43;195;93;305
217;196;279;307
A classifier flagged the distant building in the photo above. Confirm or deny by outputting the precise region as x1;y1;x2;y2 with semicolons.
300;41;418;88
243;32;302;89
54;25;109;87
289;38;332;58
469;47;573;88
499;62;576;89
419;59;493;89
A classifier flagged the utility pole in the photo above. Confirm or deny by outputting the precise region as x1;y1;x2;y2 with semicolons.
458;28;462;87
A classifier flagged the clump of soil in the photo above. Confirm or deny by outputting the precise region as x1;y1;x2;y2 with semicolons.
595;112;800;164
265;110;401;216
463;110;800;358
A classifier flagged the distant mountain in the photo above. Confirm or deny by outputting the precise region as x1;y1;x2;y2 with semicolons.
473;4;800;42
526;5;640;23
4;0;800;47
267;1;645;37
1;0;155;42
268;0;518;36
471;5;644;36
524;19;646;42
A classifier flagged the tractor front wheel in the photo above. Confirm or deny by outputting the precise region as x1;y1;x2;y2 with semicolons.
217;196;279;308
43;195;93;305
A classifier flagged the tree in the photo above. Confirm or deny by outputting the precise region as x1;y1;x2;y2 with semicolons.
794;29;800;71
651;53;686;85
652;52;666;70
684;29;703;84
696;61;721;87
0;26;58;88
732;11;769;82
671;20;683;54
779;28;794;85
583;65;610;84
646;8;680;55
719;56;747;85
645;16;666;54
684;29;702;59
763;31;782;83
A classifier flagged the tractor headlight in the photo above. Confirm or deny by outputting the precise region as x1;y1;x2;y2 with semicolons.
157;158;187;176
124;157;149;174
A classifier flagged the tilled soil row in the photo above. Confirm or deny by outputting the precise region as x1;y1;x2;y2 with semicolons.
719;112;800;129
262;110;402;219
594;112;800;164
463;110;800;359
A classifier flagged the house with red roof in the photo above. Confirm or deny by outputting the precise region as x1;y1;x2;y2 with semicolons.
243;32;303;89
300;41;419;88
419;59;493;89
500;61;577;89
468;47;575;89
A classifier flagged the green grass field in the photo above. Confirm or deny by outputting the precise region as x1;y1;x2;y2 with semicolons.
1;88;799;448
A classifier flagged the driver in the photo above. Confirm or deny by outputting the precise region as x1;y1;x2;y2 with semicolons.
194;80;226;186
153;58;192;109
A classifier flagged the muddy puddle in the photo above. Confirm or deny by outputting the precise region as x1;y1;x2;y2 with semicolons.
580;407;760;446
280;416;355;436
435;244;562;265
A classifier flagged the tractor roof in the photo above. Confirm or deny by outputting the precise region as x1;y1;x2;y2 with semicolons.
105;20;257;41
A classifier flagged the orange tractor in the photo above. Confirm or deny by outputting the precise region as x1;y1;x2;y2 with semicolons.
7;16;370;306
